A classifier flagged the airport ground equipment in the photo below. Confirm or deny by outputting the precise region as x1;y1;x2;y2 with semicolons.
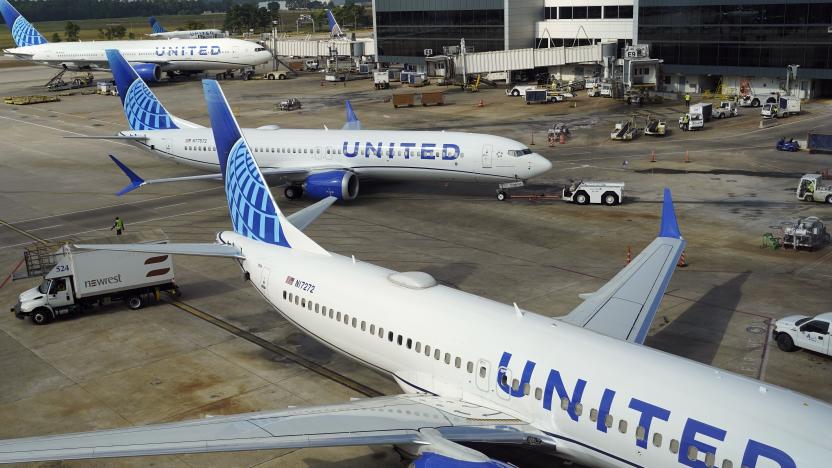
562;180;624;205
778;217;829;250
611;117;637;140
796;174;832;203
679;112;704;131
547;123;570;144
11;242;178;325
46;72;94;92
644;115;667;136
96;81;117;95
495;180;525;201
373;70;390;89
420;91;444;106
776;138;800;152
278;97;302;111
761;96;801;118
738;91;780;108
690;102;713;121
711;100;738;119
264;69;288;80
3;95;59;105
587;83;601;97
506;84;538;97
525;89;551;104
392;93;415;108
808;133;832;154
773;312;832;354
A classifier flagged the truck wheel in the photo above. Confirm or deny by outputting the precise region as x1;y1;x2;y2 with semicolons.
496;191;508;201
806;195;814;202
751;98;760;107
267;74;275;80
602;192;618;206
511;90;519;96
31;308;53;325
826;195;832;204
575;192;589;205
127;295;143;310
278;74;286;80
776;333;797;352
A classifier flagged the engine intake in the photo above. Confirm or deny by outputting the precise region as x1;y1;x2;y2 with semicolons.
132;63;162;82
304;170;359;201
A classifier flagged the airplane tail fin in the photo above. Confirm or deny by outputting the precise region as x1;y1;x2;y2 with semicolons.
202;79;329;255
105;49;180;131
148;16;166;34
0;0;46;47
326;9;343;38
341;100;361;130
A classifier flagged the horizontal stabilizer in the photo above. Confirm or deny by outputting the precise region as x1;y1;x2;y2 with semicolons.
74;243;243;258
286;197;337;231
560;188;685;343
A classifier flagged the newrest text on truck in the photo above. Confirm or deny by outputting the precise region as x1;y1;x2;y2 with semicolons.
11;243;178;325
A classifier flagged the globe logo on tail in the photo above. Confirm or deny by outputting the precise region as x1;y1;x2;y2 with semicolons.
123;80;178;130
11;16;45;47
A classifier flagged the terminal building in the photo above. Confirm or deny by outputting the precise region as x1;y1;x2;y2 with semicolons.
371;0;831;97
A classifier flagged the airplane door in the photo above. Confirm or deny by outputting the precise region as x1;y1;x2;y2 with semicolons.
799;320;829;354
481;144;492;168
259;265;270;290
475;359;490;392
232;46;240;60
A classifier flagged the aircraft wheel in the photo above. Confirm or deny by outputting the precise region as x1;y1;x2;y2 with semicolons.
496;191;508;201
285;186;303;200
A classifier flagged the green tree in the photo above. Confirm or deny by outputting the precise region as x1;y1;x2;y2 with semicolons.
50;32;61;42
64;21;80;41
184;20;205;30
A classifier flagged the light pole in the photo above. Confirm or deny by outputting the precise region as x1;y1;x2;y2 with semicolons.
786;64;799;97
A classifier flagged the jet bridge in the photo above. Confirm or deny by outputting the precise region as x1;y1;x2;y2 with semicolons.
453;43;604;76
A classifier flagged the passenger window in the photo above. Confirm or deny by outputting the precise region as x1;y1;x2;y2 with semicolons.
534;387;542;400
705;453;715;466
415;342;421;352
314;304;319;313
466;361;473;373
425;345;431;356
379;327;384;338
406;338;412;349
479;366;487;378
636;426;646;442
329;310;334;319
388;331;394;342
560;397;569;410
574;402;583;416
618;420;627;434
604;414;613;428
687;445;698;461
361;321;366;331
590;408;598;422
444;353;451;364
721;460;733;468
511;379;519;392
669;439;680;454
343;314;349;325
434;349;441;360
653;432;662;448
397;335;403;345
288;293;293;302
336;312;341;321
454;357;461;368
322;306;327;314
308;301;313;311
352;318;357;328
501;374;508;386
282;290;287;299
295;296;299;305
301;298;306;307
522;383;530;396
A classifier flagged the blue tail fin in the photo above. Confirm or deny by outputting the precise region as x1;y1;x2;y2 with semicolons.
201;79;327;254
0;0;46;47
148;16;166;34
342;100;361;130
105;49;178;131
326;10;343;38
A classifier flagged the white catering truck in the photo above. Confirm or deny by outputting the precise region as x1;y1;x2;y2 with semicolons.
11;243;178;325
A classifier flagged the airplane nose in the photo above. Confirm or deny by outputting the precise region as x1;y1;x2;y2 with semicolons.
532;154;552;176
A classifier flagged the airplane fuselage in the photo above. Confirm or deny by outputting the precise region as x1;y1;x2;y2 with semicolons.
4;38;271;72
122;128;550;183
222;231;828;468
148;30;224;40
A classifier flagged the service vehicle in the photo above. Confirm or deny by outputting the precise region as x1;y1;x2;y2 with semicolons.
679;112;704;131
278;97;302;111
264;69;288;80
506;85;539;97
761;96;801;118
773;312;832;355
796;174;832;204
525;89;551;104
373;70;390;90
711;101;738;119
11;243;177;325
644;116;667;136
599;82;612;97
690;102;713;121
611;119;636;140
776;138;800;152
562;181;624;205
587;84;600;97
780;217;830;250
303;59;319;71
738;91;780;108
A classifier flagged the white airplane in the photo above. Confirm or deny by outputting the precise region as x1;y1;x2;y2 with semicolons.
0;78;824;468
97;49;552;201
0;0;271;80
147;16;224;39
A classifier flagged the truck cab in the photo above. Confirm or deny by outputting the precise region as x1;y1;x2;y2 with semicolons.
774;313;832;355
712;101;738;119
796;174;832;204
15;277;74;324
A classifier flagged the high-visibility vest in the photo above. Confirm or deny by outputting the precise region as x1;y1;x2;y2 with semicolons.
115;219;124;230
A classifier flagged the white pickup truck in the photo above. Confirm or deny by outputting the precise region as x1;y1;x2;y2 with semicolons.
773;313;832;355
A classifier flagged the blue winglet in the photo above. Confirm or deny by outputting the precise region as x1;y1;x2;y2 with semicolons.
342;100;361;130
659;187;682;239
109;154;145;196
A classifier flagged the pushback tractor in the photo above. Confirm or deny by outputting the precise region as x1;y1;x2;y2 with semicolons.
11;241;178;325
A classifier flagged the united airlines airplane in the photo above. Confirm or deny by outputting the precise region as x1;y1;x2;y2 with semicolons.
0;79;825;467
326;9;347;40
147;16;224;39
98;49;552;201
0;0;270;80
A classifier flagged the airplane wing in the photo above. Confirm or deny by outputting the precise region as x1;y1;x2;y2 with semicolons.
74;243;244;258
0;394;544;464
559;188;685;344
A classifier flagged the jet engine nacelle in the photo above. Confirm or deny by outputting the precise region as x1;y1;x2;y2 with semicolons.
131;63;162;82
304;170;359;201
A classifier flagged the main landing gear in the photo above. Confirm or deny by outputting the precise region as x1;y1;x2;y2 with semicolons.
285;185;304;200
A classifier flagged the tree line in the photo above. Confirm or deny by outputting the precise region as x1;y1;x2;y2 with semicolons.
12;0;235;22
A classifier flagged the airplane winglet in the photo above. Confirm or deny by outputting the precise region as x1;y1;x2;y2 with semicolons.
109;155;145;196
342;101;361;130
659;187;682;239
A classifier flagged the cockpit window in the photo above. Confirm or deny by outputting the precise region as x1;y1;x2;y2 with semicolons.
255;47;267;52
508;148;533;157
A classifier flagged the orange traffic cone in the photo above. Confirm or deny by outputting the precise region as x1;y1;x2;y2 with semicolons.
684;150;690;163
627;246;632;264
677;251;688;267
477;99;485;107
559;132;566;144
650;150;656;163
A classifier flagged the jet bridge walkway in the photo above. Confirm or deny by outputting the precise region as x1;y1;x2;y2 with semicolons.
454;44;603;75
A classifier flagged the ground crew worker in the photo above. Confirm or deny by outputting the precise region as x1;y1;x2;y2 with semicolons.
681;113;690;131
772;103;779;117
684;93;691;108
111;216;125;236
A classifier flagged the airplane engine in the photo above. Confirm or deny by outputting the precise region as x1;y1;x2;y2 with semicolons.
131;63;162;82
304;170;359;201
409;452;512;467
